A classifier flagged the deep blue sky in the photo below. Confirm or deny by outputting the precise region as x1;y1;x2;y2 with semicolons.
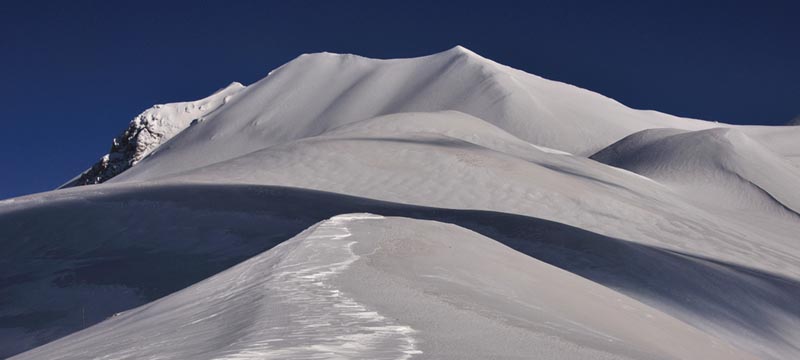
1;0;797;199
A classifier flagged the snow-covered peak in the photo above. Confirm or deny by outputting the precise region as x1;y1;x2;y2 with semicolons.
298;45;481;62
90;47;728;184
437;44;482;58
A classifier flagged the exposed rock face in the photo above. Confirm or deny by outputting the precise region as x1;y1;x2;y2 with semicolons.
61;82;245;187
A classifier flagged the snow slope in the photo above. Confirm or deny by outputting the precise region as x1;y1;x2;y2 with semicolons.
64;46;798;186
591;127;800;218
4;182;800;359
4;47;800;359
156;111;800;281
92;46;725;184
737;125;800;167
11;215;755;360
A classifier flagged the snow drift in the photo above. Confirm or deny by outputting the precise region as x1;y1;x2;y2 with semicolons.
591;127;800;218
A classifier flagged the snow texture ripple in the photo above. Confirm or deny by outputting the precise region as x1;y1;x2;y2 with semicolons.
221;213;421;359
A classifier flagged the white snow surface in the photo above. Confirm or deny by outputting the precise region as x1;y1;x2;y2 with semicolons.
4;46;800;359
591;127;800;218
102;46;727;183
11;215;755;360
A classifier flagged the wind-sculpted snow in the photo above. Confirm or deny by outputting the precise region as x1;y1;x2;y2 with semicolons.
241;213;420;360
92;46;724;184
3;184;800;359
591;127;800;218
738;125;800;167
155;112;800;281
11;214;757;360
64;47;796;186
12;213;421;360
5;47;800;359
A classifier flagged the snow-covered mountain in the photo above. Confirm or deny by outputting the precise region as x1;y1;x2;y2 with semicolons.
4;47;800;359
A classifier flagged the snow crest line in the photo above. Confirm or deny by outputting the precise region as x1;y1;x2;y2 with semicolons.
218;213;421;360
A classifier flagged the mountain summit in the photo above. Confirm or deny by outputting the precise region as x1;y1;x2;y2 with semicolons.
66;46;729;186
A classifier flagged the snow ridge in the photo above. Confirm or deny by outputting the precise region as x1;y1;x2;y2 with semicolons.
245;213;421;359
10;213;421;360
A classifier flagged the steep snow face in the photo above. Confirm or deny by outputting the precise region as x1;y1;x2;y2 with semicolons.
101;46;722;184
11;215;756;360
60;82;245;187
591;127;800;218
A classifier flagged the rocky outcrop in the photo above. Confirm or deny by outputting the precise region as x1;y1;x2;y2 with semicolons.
61;82;245;187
